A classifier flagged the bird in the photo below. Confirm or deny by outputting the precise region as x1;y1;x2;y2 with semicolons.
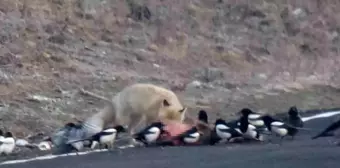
52;122;87;155
311;118;340;140
86;125;127;150
0;132;16;155
37;136;53;151
236;115;264;141
16;136;54;151
133;122;167;146
198;110;208;124
261;115;298;142
213;118;243;143
172;126;202;145
196;110;219;146
287;106;304;128
15;139;36;149
239;108;262;119
239;108;266;128
65;122;87;152
0;129;4;141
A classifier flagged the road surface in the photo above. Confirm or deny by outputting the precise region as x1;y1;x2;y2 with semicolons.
1;109;340;168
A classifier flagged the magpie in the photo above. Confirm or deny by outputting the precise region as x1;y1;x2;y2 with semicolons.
236;115;264;141
288;106;304;128
239;108;265;128
133;122;167;146
196;110;216;145
172;126;202;145
88;125;126;150
15;139;36;149
0;132;16;155
50;122;86;155
213;118;243;143
17;136;53;151
37;136;53;151
0;129;4;141
312;118;340;140
261;115;298;141
63;122;88;154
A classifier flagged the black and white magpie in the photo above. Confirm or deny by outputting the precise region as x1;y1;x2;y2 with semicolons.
0;132;16;155
213;118;243;143
236;115;264;141
133;122;167;146
172;126;201;145
239;108;265;128
37;136;53;151
88;125;127;150
261;115;298;141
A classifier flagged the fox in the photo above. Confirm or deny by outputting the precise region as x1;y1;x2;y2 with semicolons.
80;83;188;146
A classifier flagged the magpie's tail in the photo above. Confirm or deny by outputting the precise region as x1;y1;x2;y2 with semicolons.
311;132;335;140
134;135;143;142
154;140;175;146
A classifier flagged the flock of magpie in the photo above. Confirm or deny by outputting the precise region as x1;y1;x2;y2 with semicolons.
1;106;340;157
135;107;306;147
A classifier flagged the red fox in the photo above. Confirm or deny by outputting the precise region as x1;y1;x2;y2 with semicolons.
81;83;187;146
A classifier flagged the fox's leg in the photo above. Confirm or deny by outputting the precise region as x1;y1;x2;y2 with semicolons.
127;114;144;147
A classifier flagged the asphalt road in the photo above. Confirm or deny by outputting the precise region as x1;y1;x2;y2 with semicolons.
2;110;340;168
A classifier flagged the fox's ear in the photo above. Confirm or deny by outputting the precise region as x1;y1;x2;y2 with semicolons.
163;99;170;107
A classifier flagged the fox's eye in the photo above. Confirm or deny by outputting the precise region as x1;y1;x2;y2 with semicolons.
179;108;186;113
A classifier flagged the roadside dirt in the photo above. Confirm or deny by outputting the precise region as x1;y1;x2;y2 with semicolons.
0;0;339;143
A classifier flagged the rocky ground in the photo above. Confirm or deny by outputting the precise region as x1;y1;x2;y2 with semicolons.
0;0;340;141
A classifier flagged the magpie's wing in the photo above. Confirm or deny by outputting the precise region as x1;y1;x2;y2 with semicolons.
51;126;72;146
288;117;304;128
186;133;198;139
66;127;87;144
226;120;239;128
134;129;155;137
219;126;243;133
172;127;197;140
228;128;244;136
217;128;230;133
95;131;114;137
217;127;241;135
253;125;270;133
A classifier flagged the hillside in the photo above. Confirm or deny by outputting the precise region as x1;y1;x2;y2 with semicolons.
0;0;340;137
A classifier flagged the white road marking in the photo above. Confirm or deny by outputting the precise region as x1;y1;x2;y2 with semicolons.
0;145;135;165
2;110;340;165
301;111;340;122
